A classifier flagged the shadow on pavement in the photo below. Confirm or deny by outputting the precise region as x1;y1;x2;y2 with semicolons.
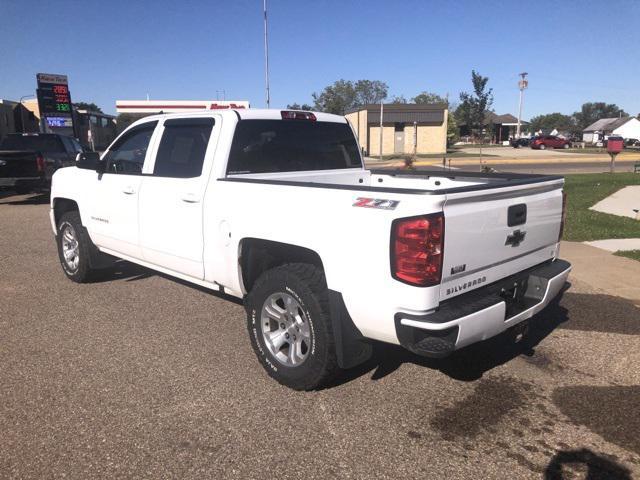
552;385;640;455
91;260;244;306
544;449;632;480
332;287;571;387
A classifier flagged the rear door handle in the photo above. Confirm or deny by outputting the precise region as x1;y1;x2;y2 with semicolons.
181;193;200;204
122;186;136;195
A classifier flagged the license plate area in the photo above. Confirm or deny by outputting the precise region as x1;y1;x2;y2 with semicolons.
500;277;536;318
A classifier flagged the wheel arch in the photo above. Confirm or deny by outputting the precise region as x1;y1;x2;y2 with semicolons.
238;238;326;294
52;197;80;227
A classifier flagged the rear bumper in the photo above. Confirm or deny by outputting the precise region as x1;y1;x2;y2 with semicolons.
394;259;571;357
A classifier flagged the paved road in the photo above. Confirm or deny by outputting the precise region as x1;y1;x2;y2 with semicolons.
1;194;639;479
457;146;590;159
462;160;638;175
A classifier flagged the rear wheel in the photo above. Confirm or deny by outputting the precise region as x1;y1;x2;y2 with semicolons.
539;144;546;150
245;263;339;390
56;211;96;283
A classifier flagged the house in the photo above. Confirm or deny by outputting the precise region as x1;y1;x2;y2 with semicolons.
582;117;640;144
345;103;448;156
458;112;528;144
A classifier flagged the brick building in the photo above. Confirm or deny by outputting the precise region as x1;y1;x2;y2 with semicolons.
345;103;448;156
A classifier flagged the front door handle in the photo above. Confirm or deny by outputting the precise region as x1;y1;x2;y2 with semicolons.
122;186;136;195
181;193;200;204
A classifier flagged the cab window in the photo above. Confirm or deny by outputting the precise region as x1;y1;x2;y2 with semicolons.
153;118;215;178
103;122;158;174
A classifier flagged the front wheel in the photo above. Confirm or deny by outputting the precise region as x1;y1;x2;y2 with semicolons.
539;144;546;150
563;143;569;149
56;211;96;283
245;263;339;390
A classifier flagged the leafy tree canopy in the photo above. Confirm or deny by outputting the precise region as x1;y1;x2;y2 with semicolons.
573;102;627;130
529;113;575;133
73;102;103;113
312;79;388;114
412;91;447;105
286;103;313;111
457;70;493;133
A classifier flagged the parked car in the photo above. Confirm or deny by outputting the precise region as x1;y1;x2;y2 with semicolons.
530;135;571;150
50;109;571;390
510;137;531;148
624;138;639;147
0;133;84;194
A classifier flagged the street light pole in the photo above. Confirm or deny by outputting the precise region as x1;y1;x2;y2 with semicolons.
263;0;270;108
516;72;528;138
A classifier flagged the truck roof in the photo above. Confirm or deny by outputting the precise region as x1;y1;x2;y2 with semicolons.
129;109;347;127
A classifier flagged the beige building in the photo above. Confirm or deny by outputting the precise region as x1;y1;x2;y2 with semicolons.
345;103;448;156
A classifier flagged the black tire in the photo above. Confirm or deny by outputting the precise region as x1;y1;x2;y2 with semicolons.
245;263;339;390
14;184;31;195
539;144;546;150
56;211;96;283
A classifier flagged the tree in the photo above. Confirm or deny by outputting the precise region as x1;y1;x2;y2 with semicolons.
573;102;628;130
529;113;575;133
115;113;149;133
73;102;103;113
389;95;408;104
286;103;313;111
353;80;388;105
312;79;388;114
412;91;447;105
312;79;357;114
457;70;493;139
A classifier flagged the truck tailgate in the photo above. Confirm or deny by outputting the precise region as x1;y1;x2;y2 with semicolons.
440;179;564;301
0;151;40;178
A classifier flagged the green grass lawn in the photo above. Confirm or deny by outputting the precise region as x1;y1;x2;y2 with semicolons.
563;173;640;241
614;250;640;262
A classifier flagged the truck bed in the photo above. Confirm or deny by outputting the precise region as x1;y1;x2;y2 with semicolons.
221;168;563;195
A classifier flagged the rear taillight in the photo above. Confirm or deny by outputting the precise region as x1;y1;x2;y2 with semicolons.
558;191;567;241
391;213;444;287
36;154;45;173
281;110;316;121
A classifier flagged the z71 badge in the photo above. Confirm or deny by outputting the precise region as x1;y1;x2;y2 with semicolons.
353;197;399;210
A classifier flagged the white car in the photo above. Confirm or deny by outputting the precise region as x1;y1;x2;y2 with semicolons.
50;109;571;390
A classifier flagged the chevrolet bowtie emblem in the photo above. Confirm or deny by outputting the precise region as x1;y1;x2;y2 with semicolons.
505;229;526;247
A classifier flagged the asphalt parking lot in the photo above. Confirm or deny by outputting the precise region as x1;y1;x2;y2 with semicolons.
1;193;639;479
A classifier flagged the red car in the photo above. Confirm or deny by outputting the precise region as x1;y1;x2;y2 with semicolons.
530;135;571;150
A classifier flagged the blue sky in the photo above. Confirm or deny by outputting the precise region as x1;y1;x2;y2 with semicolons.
2;0;639;118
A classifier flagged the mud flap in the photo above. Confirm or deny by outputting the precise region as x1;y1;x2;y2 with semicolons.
328;290;373;369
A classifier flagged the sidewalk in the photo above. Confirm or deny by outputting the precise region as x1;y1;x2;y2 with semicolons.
561;241;640;302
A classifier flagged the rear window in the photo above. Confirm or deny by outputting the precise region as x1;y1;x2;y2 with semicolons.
0;135;65;153
226;120;361;174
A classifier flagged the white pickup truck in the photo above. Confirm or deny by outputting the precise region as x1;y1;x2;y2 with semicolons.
50;109;571;390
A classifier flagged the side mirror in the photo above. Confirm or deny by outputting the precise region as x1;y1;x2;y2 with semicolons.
76;152;106;173
76;152;100;170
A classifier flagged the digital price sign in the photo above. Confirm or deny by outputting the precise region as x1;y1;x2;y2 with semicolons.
36;73;74;130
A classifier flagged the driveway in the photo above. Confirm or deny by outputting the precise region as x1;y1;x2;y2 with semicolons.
1;193;639;479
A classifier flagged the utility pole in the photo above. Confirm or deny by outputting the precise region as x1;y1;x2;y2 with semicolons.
516;72;528;138
379;101;384;161
263;0;270;108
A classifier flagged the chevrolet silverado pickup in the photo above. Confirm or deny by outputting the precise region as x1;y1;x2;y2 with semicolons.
49;109;571;390
0;133;83;193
